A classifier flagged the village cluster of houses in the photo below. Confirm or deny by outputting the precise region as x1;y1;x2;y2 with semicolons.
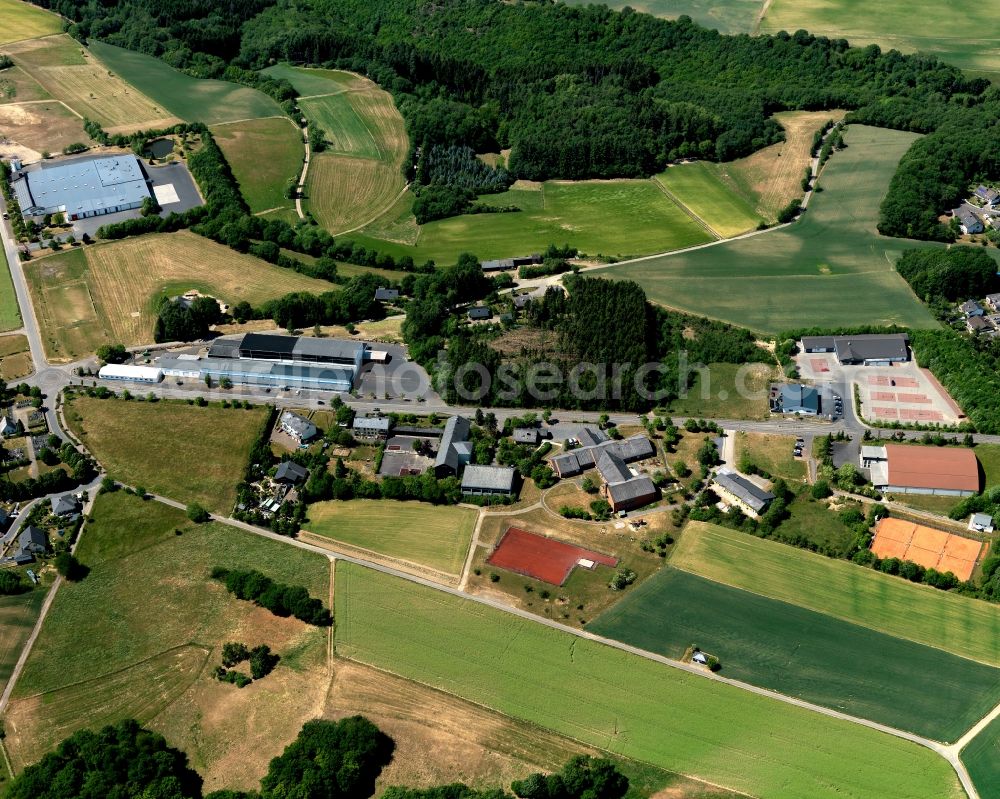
959;293;1000;336
953;185;1000;235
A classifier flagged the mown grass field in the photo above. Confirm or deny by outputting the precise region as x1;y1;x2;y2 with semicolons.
0;64;51;103
590;566;1000;741
762;0;1000;81
4;492;331;787
334;562;963;799
655;162;761;238
5;35;178;132
665;361;778;420
0;334;32;380
962;714;1000;799
0;589;45;697
353;179;713;264
213;117;302;215
0;249;21;332
63;396;270;513
0;0;63;45
600;126;941;334
734;432;807;480
305;499;476;575
263;64;372;97
671;521;1000;666
24;233;330;361
308;154;406;235
88;40;283;125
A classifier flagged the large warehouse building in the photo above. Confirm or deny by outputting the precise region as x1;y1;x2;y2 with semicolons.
862;444;979;496
161;333;367;392
800;333;909;366
11;155;152;220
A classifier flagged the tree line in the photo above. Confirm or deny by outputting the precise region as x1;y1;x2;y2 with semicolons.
210;567;332;626
895;247;999;302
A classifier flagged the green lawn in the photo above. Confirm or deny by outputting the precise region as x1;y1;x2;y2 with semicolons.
63;396;270;513
975;443;1000;490
87;40;283;124
672;521;1000;666
0;0;63;44
665;362;779;420
305;499;476;575
213;117;302;215
352;180;713;265
962;713;1000;799
599;126;945;334
334;561;963;799
0;247;22;332
655;162;762;238
589;567;1000;742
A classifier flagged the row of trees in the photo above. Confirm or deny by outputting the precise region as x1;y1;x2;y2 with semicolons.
210;567;332;626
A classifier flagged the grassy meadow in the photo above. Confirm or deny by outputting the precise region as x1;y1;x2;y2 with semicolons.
962;714;1000;799
599;126;942;334
734;432;807;481
334;561;963;799
305;499;477;576
213;117;302;215
4;492;331;788
63;396;270;513
671;521;1000;666
0;0;63;45
88;40;283;124
0;99;85;157
0;334;32;380
24;233;330;361
665;361;779;420
589;566;1000;742
0;248;21;332
0;589;45;696
655;162;761;237
5;35;178;132
0;64;52;103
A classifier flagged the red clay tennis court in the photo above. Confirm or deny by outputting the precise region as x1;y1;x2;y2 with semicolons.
487;527;618;585
871;518;983;581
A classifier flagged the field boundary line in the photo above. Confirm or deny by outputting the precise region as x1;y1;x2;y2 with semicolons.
329;182;411;237
752;0;773;34
651;175;721;240
208;114;292;129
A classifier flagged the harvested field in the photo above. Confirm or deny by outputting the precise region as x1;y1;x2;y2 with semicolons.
0;0;62;45
0;589;45;697
213;117;302;216
307;154;405;234
5;36;179;131
63;396;270;513
334;561;964;799
304;499;476;576
0;65;51;104
672;521;1000;665
0;100;87;160
88;40;283;125
590;566;1000;742
487;527;617;585
24;232;330;361
871;518;983;582
654;162;761;237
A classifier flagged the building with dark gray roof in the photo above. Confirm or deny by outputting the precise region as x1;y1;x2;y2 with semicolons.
576;426;609;449
713;469;775;516
467;306;492;321
279;411;318;443
13;525;48;564
52;494;82;518
275;461;309;485
461;464;517;496
433;416;472;477
374;287;399;301
800;333;909;366
11;154;151;220
513;428;540;445
551;434;656;480
770;383;819;415
594;449;658;512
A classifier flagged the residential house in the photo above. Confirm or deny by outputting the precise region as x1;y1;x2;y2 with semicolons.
957;208;984;235
985;293;1000;313
52;494;82;520
712;469;775;517
279;411;318;444
967;315;993;335
352;416;392;440
13;525;47;564
512;428;540;445
975;186;1000;206
960;300;985;317
467;306;492;321
274;461;309;485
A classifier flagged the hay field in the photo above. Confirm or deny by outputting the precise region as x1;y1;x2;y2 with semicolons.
307;154;405;235
334;561;963;799
5;35;179;131
213;117;302;215
654;162;761;238
0;65;51;103
600;126;940;334
671;521;1000;666
88;40;283;125
24;233;331;361
762;0;1000;81
962;714;1000;799
63;396;270;513
0;334;33;380
589;567;1000;742
4;492;331;788
0;589;45;697
305;499;477;575
0;246;21;332
0;0;63;45
0;100;87;159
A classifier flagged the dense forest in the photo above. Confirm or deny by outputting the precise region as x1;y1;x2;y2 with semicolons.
895;247;999;302
27;0;1000;238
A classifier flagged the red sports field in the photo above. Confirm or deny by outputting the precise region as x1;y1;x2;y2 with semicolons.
871;518;982;581
487;527;618;585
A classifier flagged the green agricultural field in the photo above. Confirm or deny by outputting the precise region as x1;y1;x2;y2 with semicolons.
334;562;963;799
962;714;1000;799
305;499;476;575
87;40;283;124
0;589;45;696
655;162;761;238
672;521;1000;666
761;0;1000;81
598;126;943;334
589;567;1000;741
4;491;330;778
263;64;370;97
213;117;302;215
352;179;713;264
0;0;63;45
63;396;270;513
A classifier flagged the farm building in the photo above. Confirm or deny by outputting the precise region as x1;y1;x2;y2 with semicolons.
480;254;542;272
11;154;151;220
862;444;979;496
595;449;657;512
433;416;473;477
279;411;317;444
274;461;309;485
770;383;819;415
98;364;163;383
461;464;517;496
800;333;909;366
551;432;654;478
512;427;540;445
352;416;392;439
712;468;775;517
